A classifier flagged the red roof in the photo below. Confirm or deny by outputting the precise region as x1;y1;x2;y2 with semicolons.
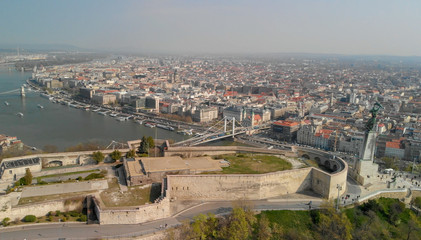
224;91;238;97
273;120;300;127
386;141;401;149
319;129;334;135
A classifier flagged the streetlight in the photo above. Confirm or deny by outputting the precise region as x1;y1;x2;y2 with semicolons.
336;184;342;210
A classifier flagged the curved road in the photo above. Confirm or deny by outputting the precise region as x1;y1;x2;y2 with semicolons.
0;199;322;240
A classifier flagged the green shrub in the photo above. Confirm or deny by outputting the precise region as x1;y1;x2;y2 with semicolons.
79;215;87;222
38;180;48;185
61;217;67;222
56;210;61;216
76;176;82;181
48;215;53;221
2;217;10;226
23;215;37;222
84;173;105;180
69;211;80;217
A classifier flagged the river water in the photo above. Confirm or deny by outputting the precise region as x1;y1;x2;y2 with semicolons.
0;66;189;151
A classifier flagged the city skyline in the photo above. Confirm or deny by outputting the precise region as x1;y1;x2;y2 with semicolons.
1;0;421;56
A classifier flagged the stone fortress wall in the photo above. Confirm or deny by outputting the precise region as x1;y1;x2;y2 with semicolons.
93;197;171;225
0;149;131;181
164;145;348;200
2;144;421;225
96;145;349;224
0;145;348;224
0;192;82;221
166;166;346;201
166;168;313;200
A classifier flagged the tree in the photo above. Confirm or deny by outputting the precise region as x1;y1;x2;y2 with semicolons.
389;202;404;226
191;214;209;239
256;214;272;240
382;157;398;170
139;136;148;154
17;168;33;186
220;207;257;240
146;136;155;149
24;168;32;185
110;150;122;162
190;213;219;240
315;202;352;240
126;149;135;158
92;151;104;163
406;212;421;240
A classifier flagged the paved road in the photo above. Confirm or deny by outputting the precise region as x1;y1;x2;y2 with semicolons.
174;199;322;222
0;199;322;240
0;219;179;240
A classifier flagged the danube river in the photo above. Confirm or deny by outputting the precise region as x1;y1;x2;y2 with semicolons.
0;66;189;151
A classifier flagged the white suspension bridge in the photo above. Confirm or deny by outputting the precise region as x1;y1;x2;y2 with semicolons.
0;86;26;97
172;116;271;147
0;88;20;95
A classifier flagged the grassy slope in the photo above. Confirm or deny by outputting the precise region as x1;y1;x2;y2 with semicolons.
212;153;293;174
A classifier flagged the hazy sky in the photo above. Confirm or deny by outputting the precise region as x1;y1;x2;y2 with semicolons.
1;0;421;55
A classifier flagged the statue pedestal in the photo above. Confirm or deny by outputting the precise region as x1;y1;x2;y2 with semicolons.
360;131;377;161
354;160;379;185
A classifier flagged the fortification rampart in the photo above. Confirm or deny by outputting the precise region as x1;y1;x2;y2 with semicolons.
163;145;348;200
167;168;313;200
0;149;131;180
93;197;170;225
0;194;83;221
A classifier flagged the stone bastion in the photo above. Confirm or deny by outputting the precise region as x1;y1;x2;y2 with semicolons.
163;145;348;200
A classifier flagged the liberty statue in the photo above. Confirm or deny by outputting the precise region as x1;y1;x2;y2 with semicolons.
365;102;383;133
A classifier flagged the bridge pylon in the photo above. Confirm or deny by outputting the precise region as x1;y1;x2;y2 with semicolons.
232;117;235;138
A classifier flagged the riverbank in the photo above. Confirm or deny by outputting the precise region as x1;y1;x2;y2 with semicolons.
0;69;191;151
26;77;207;134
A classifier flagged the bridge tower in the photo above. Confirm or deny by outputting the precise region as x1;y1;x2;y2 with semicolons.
224;117;227;133
232;117;235;138
20;86;25;98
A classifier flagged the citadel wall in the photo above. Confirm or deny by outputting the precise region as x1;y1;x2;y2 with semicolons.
0;194;82;221
166;167;337;201
93;197;171;225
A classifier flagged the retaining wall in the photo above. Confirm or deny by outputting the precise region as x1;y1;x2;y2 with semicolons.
94;197;171;225
167;168;312;200
0;195;83;221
